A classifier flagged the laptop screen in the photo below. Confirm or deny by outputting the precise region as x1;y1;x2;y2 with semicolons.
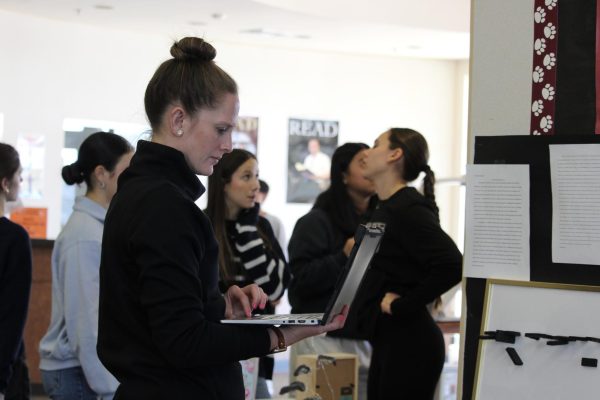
321;226;384;325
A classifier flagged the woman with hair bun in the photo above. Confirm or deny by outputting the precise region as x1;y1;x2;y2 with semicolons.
357;128;462;399
0;143;32;400
97;37;346;400
39;132;133;400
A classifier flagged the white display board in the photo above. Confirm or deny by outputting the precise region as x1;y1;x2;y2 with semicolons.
470;0;535;138
474;280;600;399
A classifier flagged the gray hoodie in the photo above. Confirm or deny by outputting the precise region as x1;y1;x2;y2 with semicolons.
39;196;118;399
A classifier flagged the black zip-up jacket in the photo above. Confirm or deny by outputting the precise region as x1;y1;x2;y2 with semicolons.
0;218;31;395
98;141;271;400
348;186;463;339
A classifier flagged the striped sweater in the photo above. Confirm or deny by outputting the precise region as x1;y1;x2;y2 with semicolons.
225;216;290;301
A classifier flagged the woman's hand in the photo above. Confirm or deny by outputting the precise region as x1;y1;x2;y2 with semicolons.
268;305;349;351
342;237;355;257
224;284;268;319
380;292;401;315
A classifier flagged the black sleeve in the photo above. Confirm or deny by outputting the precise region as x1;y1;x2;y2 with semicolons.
287;211;348;298
131;190;270;368
390;206;463;318
0;227;32;394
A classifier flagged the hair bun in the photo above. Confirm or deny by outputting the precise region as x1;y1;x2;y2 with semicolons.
170;37;216;62
61;163;84;185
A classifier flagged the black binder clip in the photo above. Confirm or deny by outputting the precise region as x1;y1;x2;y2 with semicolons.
294;364;311;376
317;354;337;367
546;336;570;346
279;381;306;395
505;347;523;366
480;330;521;344
524;332;552;341
581;358;598;368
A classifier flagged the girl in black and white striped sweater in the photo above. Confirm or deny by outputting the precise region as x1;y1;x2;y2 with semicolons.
206;148;291;398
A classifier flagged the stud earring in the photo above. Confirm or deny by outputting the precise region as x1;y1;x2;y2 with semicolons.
99;182;106;189
175;129;184;137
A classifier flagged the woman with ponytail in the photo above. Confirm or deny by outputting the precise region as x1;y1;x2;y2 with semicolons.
358;128;462;399
39;132;133;400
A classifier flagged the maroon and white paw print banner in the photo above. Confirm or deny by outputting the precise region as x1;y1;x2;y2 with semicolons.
530;0;558;135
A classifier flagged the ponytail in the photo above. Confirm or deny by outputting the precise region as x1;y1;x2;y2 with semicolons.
422;165;439;215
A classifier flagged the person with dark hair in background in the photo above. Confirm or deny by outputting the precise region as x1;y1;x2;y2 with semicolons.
206;148;290;398
39;132;134;400
287;142;377;399
358;128;462;399
0;143;32;400
255;179;287;258
97;37;346;400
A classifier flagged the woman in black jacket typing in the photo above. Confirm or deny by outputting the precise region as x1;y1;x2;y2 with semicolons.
97;37;346;400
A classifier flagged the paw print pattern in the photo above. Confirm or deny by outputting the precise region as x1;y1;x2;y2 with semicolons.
534;38;547;55
544;23;556;39
535;6;546;23
543;52;556;69
531;0;557;136
542;84;555;100
533;66;545;83
540;115;553;132
532;100;544;116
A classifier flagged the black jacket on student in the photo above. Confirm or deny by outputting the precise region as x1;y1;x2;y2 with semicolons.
98;141;271;400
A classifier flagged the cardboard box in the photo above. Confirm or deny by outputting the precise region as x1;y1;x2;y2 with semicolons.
293;352;358;400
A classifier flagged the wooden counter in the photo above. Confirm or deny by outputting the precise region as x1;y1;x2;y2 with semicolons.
25;239;53;386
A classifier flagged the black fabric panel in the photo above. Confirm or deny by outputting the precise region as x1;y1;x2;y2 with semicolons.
462;135;600;397
461;278;486;400
555;0;596;135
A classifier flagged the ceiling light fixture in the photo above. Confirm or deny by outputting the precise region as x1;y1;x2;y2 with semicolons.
240;28;310;40
188;21;206;26
94;4;114;10
211;13;226;20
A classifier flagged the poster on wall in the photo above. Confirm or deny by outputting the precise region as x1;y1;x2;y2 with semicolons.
233;117;258;155
16;134;45;200
286;118;338;204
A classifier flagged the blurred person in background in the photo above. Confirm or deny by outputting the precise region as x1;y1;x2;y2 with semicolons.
39;132;134;400
0;143;32;400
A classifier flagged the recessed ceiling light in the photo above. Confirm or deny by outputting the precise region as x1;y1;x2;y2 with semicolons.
211;13;226;20
188;21;206;26
94;4;114;10
407;45;422;50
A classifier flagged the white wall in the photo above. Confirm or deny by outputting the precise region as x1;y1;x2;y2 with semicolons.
0;9;465;241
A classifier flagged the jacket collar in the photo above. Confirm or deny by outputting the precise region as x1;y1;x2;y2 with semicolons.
73;196;106;223
119;140;205;201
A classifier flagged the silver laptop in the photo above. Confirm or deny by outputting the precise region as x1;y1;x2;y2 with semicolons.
221;225;384;326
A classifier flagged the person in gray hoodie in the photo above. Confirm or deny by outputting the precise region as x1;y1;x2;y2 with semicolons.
39;132;133;400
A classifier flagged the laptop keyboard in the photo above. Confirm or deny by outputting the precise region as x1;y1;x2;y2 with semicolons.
257;314;322;320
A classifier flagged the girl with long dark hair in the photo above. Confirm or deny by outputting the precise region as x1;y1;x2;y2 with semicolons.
206;148;290;398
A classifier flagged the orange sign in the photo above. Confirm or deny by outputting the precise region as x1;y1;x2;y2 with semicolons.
10;207;47;239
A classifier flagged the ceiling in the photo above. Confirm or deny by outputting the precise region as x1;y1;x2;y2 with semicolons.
0;0;470;59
